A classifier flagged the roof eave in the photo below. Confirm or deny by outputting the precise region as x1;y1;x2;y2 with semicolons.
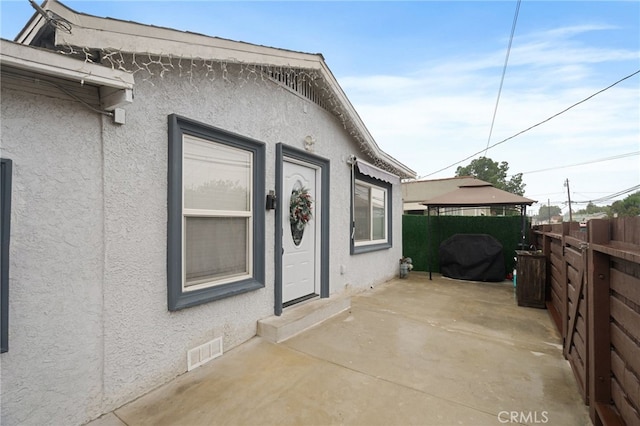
422;201;535;208
318;62;416;179
14;1;48;44
0;39;134;90
1;39;134;111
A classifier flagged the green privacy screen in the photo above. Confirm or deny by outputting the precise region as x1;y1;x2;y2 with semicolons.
402;215;530;275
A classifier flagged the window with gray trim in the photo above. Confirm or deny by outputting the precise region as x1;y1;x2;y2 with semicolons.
350;170;392;254
167;115;265;311
1;158;11;353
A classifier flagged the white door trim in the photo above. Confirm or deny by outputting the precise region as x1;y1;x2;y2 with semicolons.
282;158;320;304
274;143;330;316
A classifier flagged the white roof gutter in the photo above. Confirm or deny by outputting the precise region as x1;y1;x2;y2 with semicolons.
0;39;134;111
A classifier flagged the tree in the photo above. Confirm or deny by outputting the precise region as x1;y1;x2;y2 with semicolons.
455;157;525;195
534;205;562;222
610;191;640;217
575;202;609;216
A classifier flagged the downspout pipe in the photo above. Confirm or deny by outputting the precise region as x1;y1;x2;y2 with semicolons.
428;206;432;280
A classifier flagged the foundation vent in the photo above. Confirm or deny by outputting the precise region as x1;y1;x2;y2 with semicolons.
187;337;223;371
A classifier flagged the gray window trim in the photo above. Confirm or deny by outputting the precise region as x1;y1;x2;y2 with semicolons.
1;158;11;353
167;115;265;311
274;144;330;316
350;169;393;255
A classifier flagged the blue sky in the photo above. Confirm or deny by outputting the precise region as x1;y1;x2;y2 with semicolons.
1;1;639;214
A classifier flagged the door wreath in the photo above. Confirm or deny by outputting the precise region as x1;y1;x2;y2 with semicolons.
289;186;313;246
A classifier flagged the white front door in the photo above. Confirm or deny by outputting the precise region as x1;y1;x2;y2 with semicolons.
282;159;319;304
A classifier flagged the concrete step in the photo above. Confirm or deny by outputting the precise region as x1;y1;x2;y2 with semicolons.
257;295;351;343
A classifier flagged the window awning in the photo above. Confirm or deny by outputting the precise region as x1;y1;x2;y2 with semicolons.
356;159;400;185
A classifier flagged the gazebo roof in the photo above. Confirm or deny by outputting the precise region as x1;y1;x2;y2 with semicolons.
422;184;536;207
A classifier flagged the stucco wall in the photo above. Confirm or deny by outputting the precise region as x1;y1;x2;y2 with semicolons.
0;88;105;425
99;63;404;409
0;62;404;425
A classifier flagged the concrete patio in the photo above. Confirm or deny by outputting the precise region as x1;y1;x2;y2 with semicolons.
89;272;590;426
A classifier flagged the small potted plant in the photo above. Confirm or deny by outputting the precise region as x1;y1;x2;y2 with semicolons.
399;257;413;278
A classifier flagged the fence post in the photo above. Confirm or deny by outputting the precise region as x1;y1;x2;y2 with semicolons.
587;219;611;425
561;222;570;348
543;229;551;303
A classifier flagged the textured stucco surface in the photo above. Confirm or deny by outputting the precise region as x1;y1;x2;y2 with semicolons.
0;61;404;425
0;88;105;425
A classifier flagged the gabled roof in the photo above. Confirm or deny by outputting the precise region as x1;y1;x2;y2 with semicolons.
15;0;415;179
16;0;323;69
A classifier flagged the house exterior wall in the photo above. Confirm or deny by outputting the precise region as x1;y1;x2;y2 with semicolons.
0;87;105;424
0;62;404;425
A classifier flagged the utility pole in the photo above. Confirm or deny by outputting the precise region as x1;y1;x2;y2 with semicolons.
548;198;551;224
564;179;573;222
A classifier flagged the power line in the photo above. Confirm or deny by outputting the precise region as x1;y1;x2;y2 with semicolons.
531;184;639;206
484;0;521;156
510;151;640;176
574;191;618;196
422;68;640;178
573;184;640;204
532;185;639;208
528;191;566;197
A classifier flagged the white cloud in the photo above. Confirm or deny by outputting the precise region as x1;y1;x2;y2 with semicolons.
339;24;639;203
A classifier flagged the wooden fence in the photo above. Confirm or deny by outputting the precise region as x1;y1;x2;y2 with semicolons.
533;218;639;426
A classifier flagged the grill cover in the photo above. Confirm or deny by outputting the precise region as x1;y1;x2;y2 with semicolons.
439;234;505;282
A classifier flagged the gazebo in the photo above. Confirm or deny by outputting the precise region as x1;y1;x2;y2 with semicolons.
421;182;536;280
